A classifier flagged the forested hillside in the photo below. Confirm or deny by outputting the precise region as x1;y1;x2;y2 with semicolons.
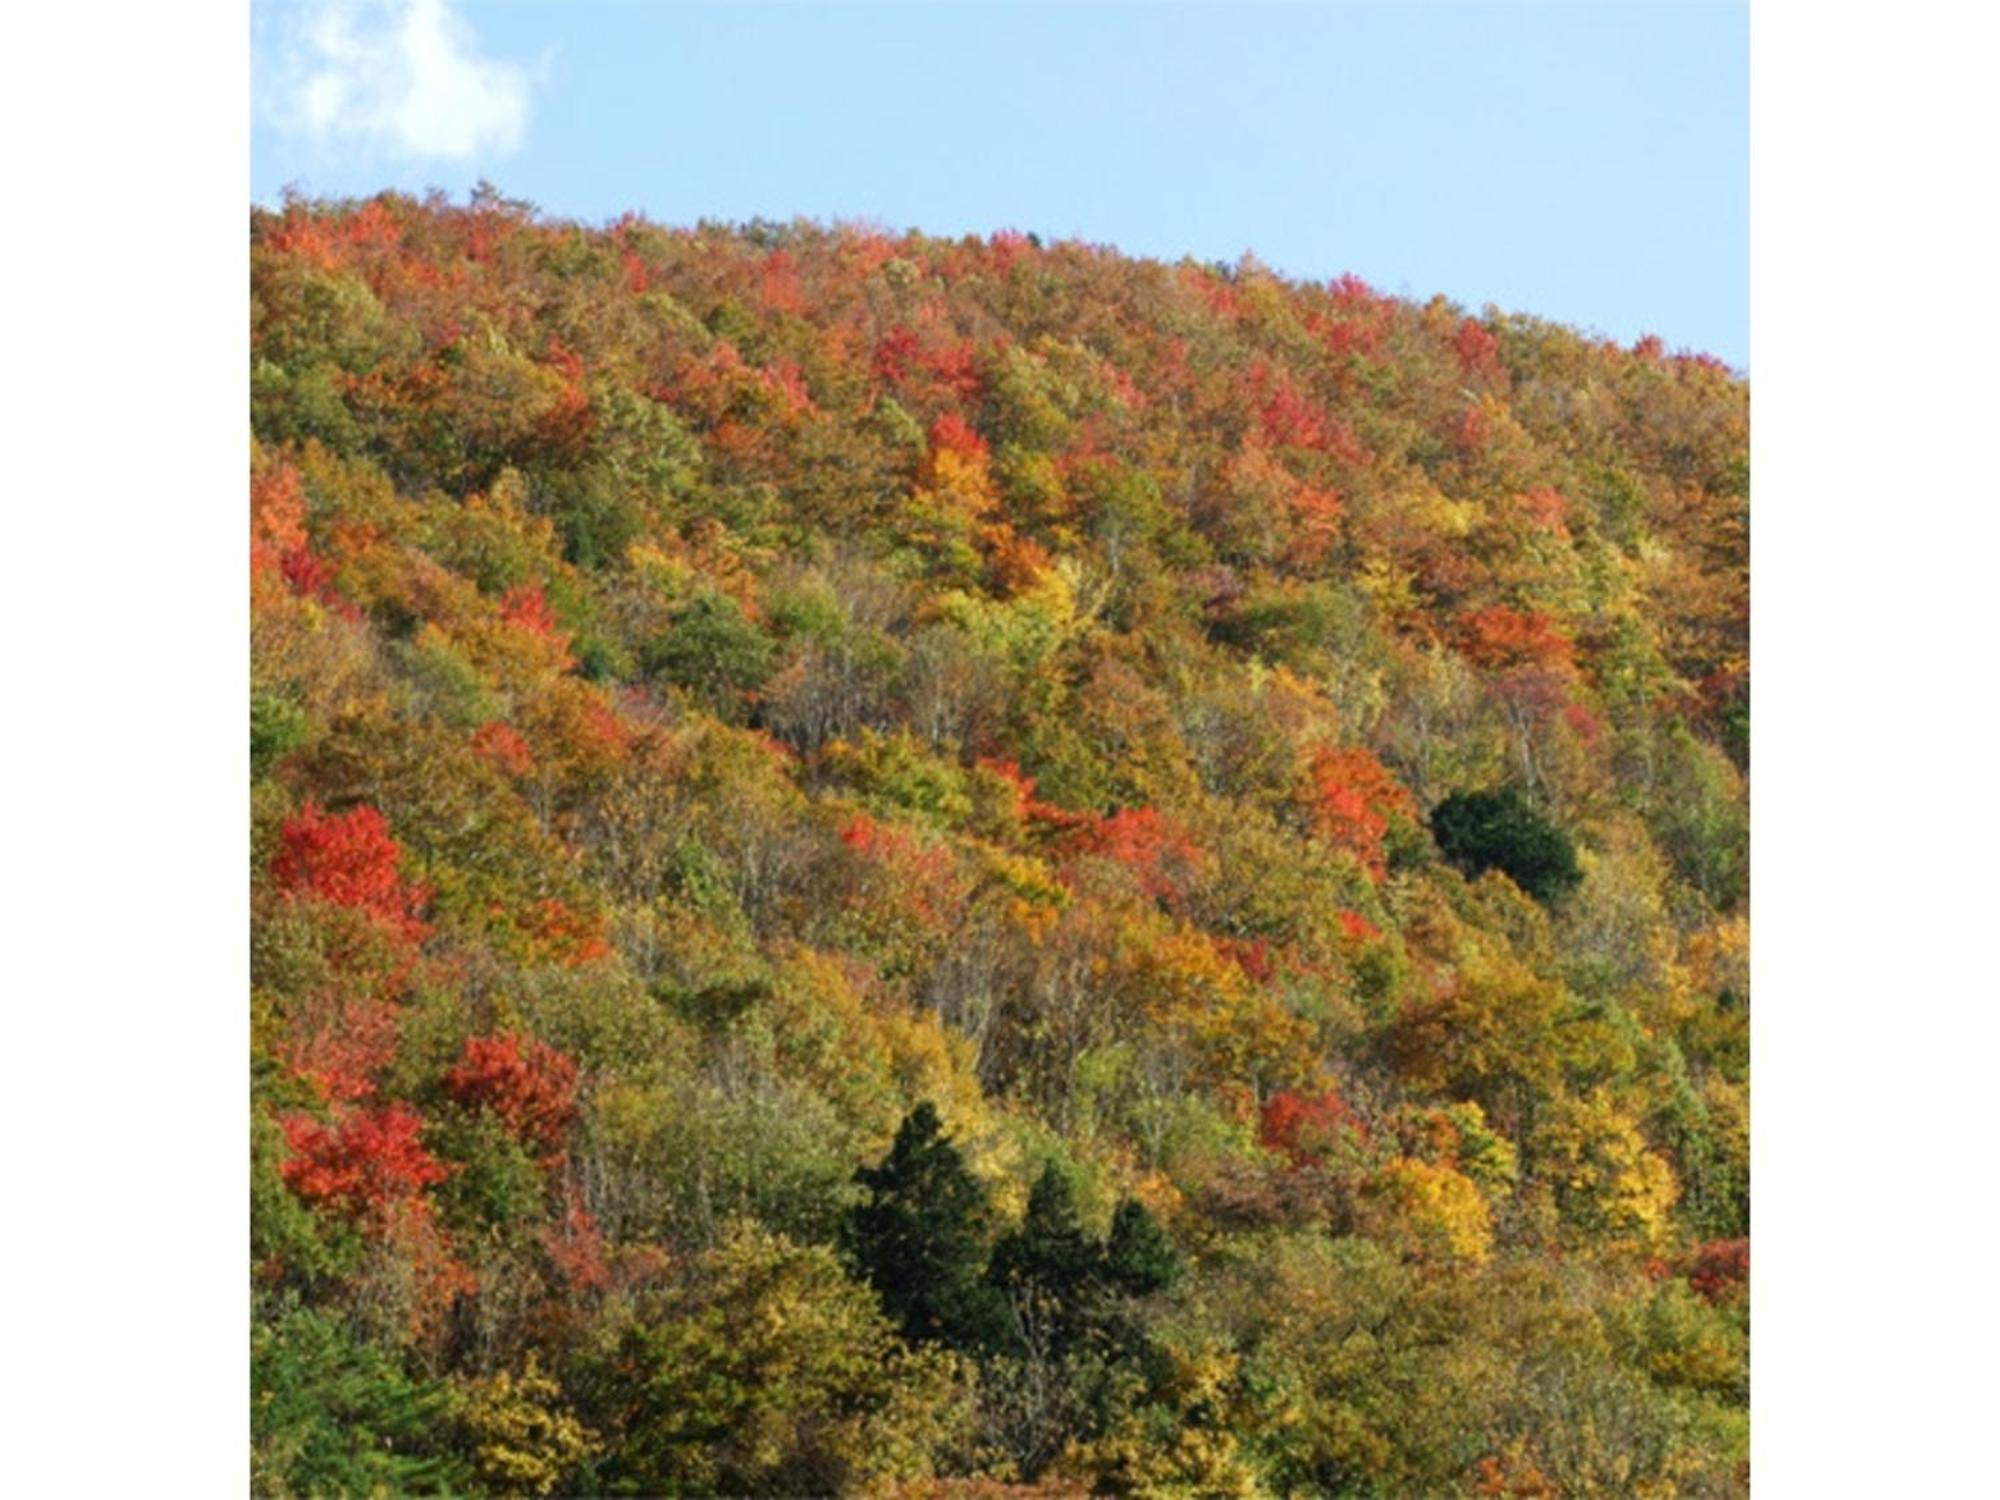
250;189;1748;1497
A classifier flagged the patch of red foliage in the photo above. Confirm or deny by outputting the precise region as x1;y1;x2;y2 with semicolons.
1457;606;1576;674
1687;1238;1749;1304
1302;747;1415;882
278;545;337;601
273;802;431;944
529;898;612;967
251;463;308;580
1515;487;1570;538
1454;402;1491;453
1338;909;1383;943
280;994;402;1105
445;1032;581;1164
541;1192;609;1292
1259;1089;1363;1167
839;813;965;928
280;1104;450;1217
1215;935;1277;985
1307;273;1390;363
1286;482;1346;568
610;216;651;294
985;229;1037;275
1470;1445;1557;1499
976;758;1090;833
871;325;922;385
1181;264;1242;320
538;338;596;454
1066;805;1203;906
923;337;983;404
761;360;816;418
1250;360;1367;463
1329;272;1377;306
1559;702;1604;745
929;411;990;463
1677;350;1734;376
501;584;577;669
1453;318;1503;381
251;461;359;618
501;583;562;638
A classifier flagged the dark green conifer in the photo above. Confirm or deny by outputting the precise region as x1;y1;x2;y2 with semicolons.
843;1102;1008;1351
988;1161;1110;1357
992;1162;1100;1285
1430;786;1583;904
1103;1198;1180;1297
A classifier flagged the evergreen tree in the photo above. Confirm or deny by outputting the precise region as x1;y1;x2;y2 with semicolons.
843;1102;1007;1351
251;1301;468;1497
1103;1198;1180;1297
990;1162;1100;1296
1430;786;1583;904
988;1161;1106;1357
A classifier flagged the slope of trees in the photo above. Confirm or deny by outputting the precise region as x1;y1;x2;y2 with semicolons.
250;190;1748;1496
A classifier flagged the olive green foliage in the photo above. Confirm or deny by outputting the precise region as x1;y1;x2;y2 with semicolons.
642;590;778;713
585;1223;966;1496
457;1355;598;1497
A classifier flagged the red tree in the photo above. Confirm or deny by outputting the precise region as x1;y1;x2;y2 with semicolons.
928;411;990;464
1457;606;1576;674
1688;1238;1749;1304
1338;909;1383;943
1302;747;1416;882
502;584;571;650
1453;318;1503;381
279;992;402;1105
1515;487;1570;538
1259;1089;1362;1167
471;720;536;778
1067;805;1204;907
280;1104;450;1217
526;898;612;967
444;1032;580;1163
272;802;430;943
540;1191;609;1292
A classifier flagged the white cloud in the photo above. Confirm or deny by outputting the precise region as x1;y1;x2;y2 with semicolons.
269;0;534;161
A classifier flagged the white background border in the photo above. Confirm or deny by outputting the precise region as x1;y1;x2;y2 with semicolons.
1752;0;1998;1489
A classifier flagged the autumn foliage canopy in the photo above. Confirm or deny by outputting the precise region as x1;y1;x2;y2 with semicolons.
250;194;1748;1497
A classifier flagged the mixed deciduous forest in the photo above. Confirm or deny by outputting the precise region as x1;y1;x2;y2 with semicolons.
250;190;1748;1497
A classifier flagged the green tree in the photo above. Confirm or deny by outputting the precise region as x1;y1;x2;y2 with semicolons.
1648;721;1749;909
1430;785;1583;904
251;1302;467;1498
1104;1198;1180;1298
250;690;307;780
988;1160;1104;1355
844;1102;1009;1351
641;590;777;715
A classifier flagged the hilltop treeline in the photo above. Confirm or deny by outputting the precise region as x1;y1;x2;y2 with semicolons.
251;190;1747;1497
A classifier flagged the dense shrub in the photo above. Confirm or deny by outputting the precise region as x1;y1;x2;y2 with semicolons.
1430;786;1583;904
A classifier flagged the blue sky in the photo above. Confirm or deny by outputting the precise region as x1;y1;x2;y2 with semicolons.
252;1;1747;366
